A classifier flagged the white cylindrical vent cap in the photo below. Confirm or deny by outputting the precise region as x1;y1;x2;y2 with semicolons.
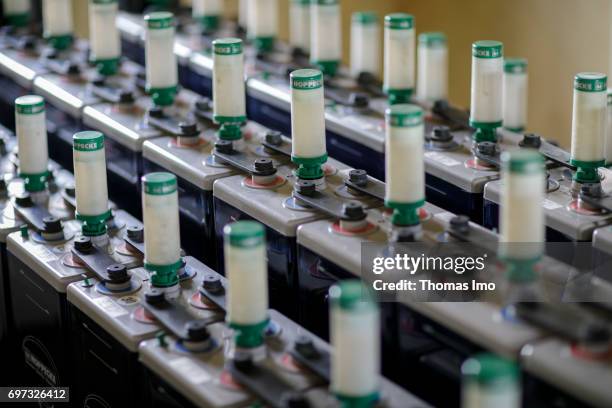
470;41;504;127
73;131;109;218
417;32;448;102
499;150;545;262
16;95;49;179
224;221;268;327
212;38;246;122
570;73;607;165
290;69;327;159
502;58;528;132
385;104;425;206
89;0;121;67
142;172;182;268
330;281;380;402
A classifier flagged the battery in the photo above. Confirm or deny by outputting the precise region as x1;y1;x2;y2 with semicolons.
6;208;140;389
67;255;216;407
32;60;143;171
484;166;612;242
142;120;279;267
521;325;612;407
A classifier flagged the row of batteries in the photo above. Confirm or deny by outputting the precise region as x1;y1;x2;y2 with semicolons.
0;1;611;408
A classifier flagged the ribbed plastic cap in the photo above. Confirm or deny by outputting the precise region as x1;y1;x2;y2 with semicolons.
504;58;527;74
224;220;265;248
145;11;174;29
386;104;423;128
574;72;607;93
290;69;323;90
501;149;544;174
385;13;414;30
142;172;177;195
462;353;519;385
213;38;243;55
472;40;503;59
352;11;377;25
419;32;446;47
15;95;45;115
329;280;375;311
73;131;104;151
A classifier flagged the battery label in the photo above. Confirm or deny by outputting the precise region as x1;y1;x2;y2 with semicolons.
93;297;128;318
542;199;562;210
169;357;211;384
424;151;461;167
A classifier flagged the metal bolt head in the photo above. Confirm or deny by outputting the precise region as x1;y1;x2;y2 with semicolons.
14;192;33;207
348;169;368;186
107;264;129;282
431;126;453;143
118;90;135;104
195;97;212;111
265;131;282;146
294;335;319;359
148;106;164;118
295;180;316;196
450;215;470;235
233;351;254;372
145;288;165;305
202;274;224;294
43;216;62;234
179;122;198;137
64;184;76;197
280;393;311;408
342;201;366;220
126;225;144;243
520;133;542;149
214;139;234;154
349;92;370;109
253;158;276;176
185;320;211;342
477;141;497;156
74;236;93;252
67;62;81;75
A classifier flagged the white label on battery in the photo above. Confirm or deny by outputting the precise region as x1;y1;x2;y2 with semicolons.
542;199;562;210
343;115;381;132
424;151;461;166
169;357;211;384
93;296;128;318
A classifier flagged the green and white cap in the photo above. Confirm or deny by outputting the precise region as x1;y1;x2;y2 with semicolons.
315;0;338;5
15;95;45;115
143;172;177;195
291;68;323;90
224;220;265;248
473;40;503;59
352;11;377;25
504;58;527;74
574;72;607;93
329;280;375;311
145;11;174;29
419;32;446;48
384;13;414;30
386;104;423;128
3;0;31;27
212;37;243;55
608;88;612;105
463;353;518;386
73;130;104;151
501;149;544;174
